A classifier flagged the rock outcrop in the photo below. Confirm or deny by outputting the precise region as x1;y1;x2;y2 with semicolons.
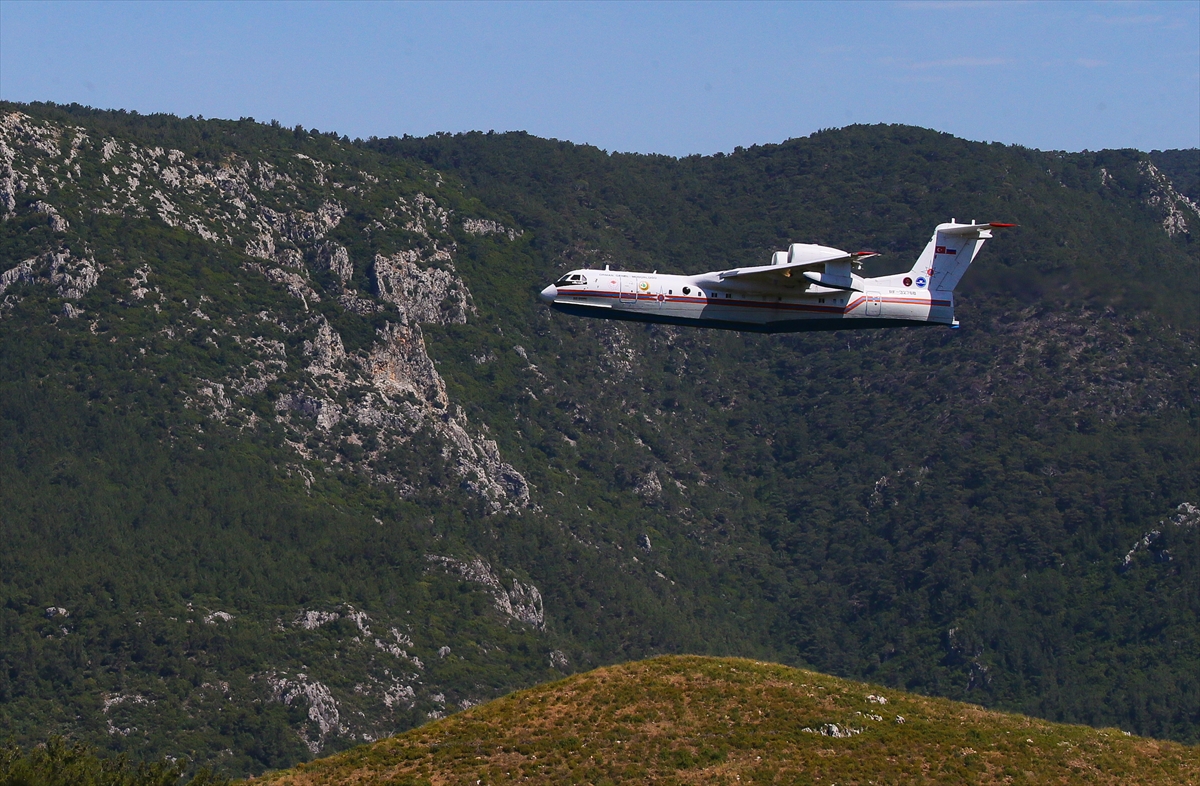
426;555;545;629
1138;161;1200;237
266;672;344;754
0;109;529;511
0;248;102;308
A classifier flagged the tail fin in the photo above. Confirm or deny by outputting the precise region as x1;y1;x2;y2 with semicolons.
910;221;1014;292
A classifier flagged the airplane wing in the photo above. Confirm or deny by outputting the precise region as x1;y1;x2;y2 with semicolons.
716;246;878;284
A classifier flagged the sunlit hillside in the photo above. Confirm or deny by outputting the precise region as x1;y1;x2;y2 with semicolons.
259;656;1199;785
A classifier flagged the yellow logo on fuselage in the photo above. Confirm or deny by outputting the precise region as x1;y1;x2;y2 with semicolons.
638;281;650;291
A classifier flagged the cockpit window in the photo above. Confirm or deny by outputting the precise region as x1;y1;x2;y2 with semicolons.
554;273;587;287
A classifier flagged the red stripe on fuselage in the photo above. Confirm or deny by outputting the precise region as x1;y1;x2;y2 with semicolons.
553;288;949;314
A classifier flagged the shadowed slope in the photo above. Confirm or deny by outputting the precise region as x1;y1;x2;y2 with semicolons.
259;655;1198;785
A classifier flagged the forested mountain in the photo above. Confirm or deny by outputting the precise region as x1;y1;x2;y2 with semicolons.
0;102;1196;777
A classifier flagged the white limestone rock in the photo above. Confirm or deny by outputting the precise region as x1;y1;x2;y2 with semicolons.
426;555;544;629
33;200;69;231
49;249;102;300
462;217;522;240
304;317;346;378
635;471;663;501
0;248;101;302
266;672;343;754
1139;160;1200;237
366;321;449;409
372;251;472;325
0;258;38;297
295;609;340;630
315;240;353;284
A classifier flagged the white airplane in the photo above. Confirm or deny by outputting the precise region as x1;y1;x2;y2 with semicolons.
539;220;1013;332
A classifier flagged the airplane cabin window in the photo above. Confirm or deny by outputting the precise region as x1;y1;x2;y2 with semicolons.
682;287;691;295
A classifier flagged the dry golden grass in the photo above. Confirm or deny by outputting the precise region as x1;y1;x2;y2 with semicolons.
254;655;1199;785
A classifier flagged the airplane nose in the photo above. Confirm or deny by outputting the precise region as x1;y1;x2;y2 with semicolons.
539;285;557;303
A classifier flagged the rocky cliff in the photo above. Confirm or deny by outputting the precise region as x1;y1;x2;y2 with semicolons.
0;109;528;513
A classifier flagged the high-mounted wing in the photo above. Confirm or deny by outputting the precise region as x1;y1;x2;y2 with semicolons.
717;243;879;291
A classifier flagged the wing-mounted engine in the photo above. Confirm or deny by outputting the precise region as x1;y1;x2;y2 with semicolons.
719;246;877;289
797;248;877;291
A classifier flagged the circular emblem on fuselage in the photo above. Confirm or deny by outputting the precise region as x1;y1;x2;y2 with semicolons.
903;277;913;287
638;281;650;291
915;276;927;288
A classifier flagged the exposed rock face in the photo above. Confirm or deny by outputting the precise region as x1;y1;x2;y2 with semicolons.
266;672;343;754
269;200;346;245
438;421;532;510
372;251;472;325
801;723;863;738
277;603;443;743
635;471;663;501
0;111;72;217
0;258;38;298
367;321;448;408
0;110;543;757
0;248;101;306
295;609;340;630
315;241;353;284
47;249;101;300
426;555;545;629
462;217;522;240
33;200;69;231
1121;502;1198;571
1137;161;1200;237
0;109;529;512
304;318;346;378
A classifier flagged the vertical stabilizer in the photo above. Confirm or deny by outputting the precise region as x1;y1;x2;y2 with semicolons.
911;222;1013;292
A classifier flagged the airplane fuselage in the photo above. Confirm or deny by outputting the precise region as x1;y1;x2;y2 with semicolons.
539;270;955;333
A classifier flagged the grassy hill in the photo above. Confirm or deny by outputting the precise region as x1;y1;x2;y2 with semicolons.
259;655;1199;785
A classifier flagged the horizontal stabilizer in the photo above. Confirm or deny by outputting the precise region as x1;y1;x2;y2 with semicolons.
938;222;1016;236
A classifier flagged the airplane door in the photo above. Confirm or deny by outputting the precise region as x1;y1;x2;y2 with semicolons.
866;292;882;316
619;276;637;304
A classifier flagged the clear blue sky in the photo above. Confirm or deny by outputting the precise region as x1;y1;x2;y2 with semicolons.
1;1;1196;155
